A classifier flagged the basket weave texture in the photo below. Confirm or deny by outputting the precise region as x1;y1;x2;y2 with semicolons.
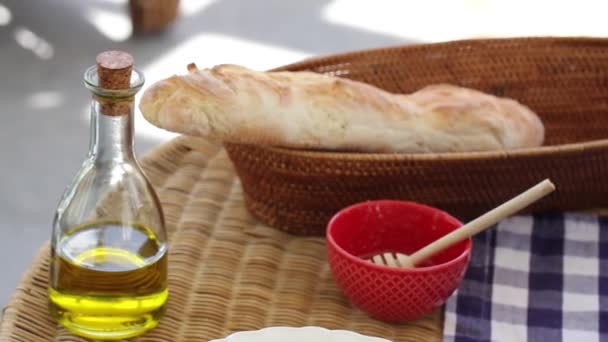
0;137;441;342
225;37;608;235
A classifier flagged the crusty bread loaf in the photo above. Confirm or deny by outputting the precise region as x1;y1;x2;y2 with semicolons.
139;64;544;153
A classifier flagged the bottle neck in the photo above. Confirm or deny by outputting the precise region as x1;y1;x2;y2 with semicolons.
89;98;135;162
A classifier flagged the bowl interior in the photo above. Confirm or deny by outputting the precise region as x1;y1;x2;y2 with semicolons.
328;200;469;267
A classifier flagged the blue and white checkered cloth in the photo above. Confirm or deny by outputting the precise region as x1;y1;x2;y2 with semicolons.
443;213;607;342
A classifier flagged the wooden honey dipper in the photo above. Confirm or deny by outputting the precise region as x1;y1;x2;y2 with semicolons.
370;179;556;268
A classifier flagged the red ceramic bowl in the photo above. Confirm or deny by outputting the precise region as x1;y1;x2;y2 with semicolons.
326;200;472;322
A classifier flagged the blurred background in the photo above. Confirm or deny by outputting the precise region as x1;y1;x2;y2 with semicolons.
0;0;606;306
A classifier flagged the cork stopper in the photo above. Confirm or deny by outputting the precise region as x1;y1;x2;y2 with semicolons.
94;51;135;116
96;51;134;89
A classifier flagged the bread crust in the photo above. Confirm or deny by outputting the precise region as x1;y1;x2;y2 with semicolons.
139;64;544;153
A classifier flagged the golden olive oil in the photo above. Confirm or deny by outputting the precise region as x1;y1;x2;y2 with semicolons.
49;222;168;340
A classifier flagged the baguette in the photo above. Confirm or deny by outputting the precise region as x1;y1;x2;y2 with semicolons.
139;63;544;153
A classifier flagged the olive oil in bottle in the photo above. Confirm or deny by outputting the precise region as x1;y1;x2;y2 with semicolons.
50;51;168;340
49;223;167;339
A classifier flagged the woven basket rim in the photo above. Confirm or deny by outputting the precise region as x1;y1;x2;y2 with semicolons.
225;138;608;161
272;36;608;72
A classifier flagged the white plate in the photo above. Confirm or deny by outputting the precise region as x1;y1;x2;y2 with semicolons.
210;327;391;342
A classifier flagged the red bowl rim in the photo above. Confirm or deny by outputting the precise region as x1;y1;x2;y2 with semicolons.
326;200;473;273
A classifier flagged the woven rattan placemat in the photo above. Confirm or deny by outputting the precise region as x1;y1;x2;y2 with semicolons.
0;137;441;341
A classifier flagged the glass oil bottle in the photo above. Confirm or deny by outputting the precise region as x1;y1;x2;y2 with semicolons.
49;51;168;340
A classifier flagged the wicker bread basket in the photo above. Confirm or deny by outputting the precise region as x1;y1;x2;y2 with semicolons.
224;37;608;235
